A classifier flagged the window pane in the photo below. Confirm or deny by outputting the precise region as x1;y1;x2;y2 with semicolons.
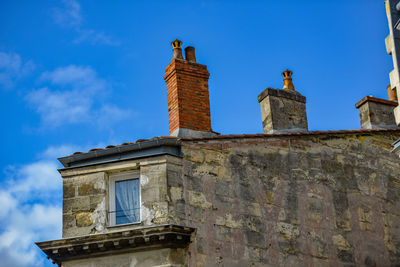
115;179;140;225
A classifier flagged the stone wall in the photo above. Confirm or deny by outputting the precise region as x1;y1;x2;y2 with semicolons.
176;132;400;266
62;248;186;267
59;131;400;266
61;155;179;238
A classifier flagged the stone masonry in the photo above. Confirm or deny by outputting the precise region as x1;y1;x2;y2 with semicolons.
37;129;400;267
177;131;400;266
356;96;399;130
258;87;308;134
61;155;173;238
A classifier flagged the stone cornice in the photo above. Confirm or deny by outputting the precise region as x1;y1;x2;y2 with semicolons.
36;224;195;266
258;87;306;103
355;96;398;108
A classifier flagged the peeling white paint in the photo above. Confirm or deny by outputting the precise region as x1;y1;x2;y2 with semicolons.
140;174;149;185
129;257;137;267
92;198;106;233
141;204;154;225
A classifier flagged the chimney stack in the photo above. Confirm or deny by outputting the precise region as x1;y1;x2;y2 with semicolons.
164;39;217;138
258;70;308;134
387;84;398;102
355;86;399;129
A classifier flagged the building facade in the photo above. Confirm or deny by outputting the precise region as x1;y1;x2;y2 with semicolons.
37;5;400;266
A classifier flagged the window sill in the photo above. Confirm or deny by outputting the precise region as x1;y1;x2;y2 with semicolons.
107;221;142;229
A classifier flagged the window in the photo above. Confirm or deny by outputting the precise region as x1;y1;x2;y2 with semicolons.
109;170;141;226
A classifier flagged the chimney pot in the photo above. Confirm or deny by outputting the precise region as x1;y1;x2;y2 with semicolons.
171;39;183;59
185;46;196;62
282;69;295;90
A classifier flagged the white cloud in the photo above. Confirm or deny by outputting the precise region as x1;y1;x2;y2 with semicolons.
0;146;65;267
52;0;118;46
96;104;132;126
40;144;81;159
26;65;130;128
0;51;35;89
52;0;82;27
40;64;102;87
26;87;92;126
0;203;61;267
0;192;17;219
73;29;120;46
8;161;61;198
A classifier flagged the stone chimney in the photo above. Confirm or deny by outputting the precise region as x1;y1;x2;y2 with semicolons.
388;84;398;102
164;39;217;138
355;87;398;129
258;70;308;134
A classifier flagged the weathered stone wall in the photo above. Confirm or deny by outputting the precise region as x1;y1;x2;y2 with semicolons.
176;132;400;266
61;155;179;238
59;132;400;266
62;172;107;237
62;248;187;267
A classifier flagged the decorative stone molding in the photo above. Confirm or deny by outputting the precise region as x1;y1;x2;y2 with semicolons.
36;224;195;266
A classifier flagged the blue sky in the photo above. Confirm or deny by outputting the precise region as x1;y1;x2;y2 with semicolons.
0;0;393;266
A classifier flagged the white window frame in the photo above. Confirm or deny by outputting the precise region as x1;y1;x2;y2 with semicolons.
108;170;141;226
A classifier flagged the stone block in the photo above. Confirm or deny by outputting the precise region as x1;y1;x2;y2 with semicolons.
186;175;204;192
311;235;328;259
240;215;264;232
141;186;161;203
89;195;105;210
337;250;355;263
167;170;183;187
245;230;266;247
216;214;242;229
78;182;104;196
63;214;75;229
63;182;75;198
63;197;90;213
188;191;212;209
214;180;233;197
75;211;93;227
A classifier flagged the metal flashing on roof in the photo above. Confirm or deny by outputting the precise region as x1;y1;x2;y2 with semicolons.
58;138;182;168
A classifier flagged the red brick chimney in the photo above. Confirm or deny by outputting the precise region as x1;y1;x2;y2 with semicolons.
164;39;217;138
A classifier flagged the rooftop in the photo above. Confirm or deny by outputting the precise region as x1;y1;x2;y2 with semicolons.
59;128;400;169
